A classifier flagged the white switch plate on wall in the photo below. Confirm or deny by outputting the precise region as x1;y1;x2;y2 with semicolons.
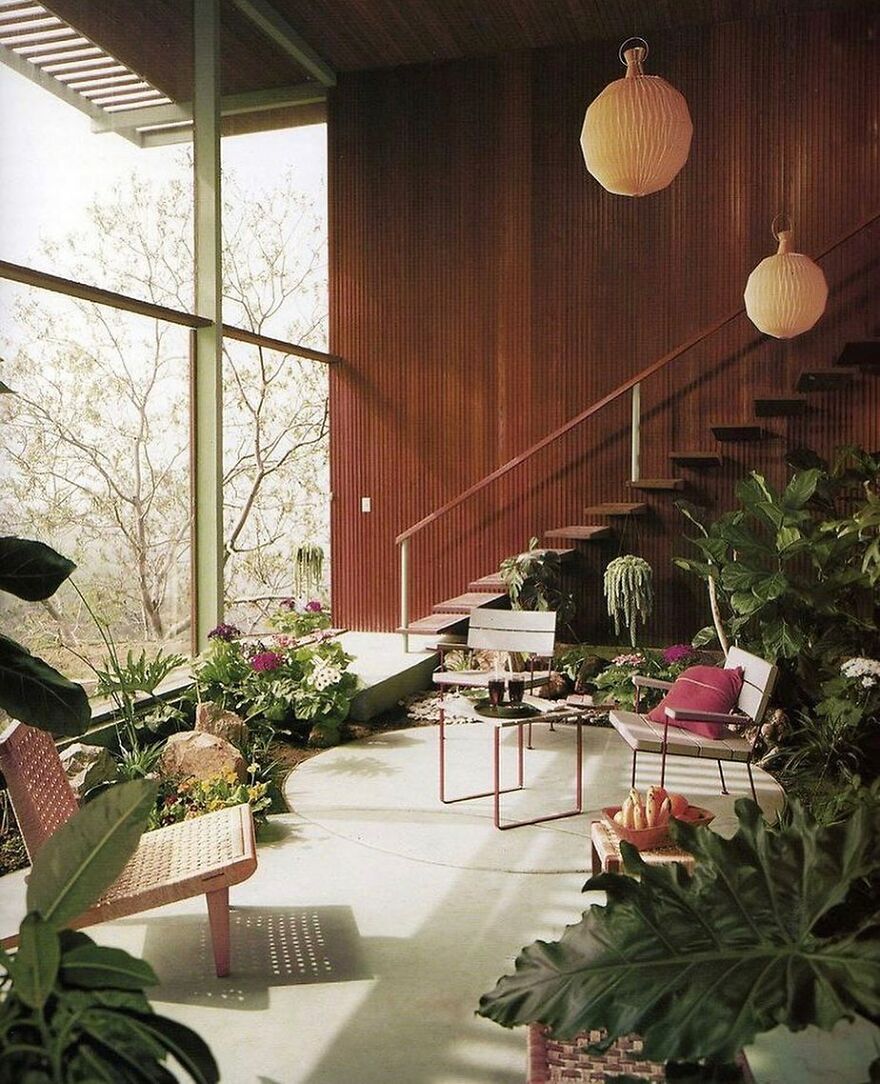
361;496;372;513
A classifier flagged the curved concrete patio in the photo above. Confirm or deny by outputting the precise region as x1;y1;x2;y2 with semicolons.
14;718;877;1084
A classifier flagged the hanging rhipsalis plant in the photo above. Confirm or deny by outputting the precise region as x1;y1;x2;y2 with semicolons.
292;543;324;598
604;555;653;646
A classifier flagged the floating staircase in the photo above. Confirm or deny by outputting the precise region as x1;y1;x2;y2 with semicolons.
398;339;877;647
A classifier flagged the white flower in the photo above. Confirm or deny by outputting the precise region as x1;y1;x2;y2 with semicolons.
309;659;342;691
841;657;880;679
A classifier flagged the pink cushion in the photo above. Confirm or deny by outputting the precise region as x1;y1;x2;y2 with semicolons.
647;665;744;739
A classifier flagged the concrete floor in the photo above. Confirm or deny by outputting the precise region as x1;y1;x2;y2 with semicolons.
2;714;873;1083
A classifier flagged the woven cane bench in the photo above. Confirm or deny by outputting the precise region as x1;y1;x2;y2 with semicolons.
590;819;696;876
528;1024;754;1083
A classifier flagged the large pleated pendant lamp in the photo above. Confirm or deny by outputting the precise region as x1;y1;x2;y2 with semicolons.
580;38;693;197
743;222;828;339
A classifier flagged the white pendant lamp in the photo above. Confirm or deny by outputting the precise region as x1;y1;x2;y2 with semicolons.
580;38;693;197
743;221;828;339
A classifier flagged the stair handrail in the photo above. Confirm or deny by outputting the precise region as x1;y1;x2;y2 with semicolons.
396;207;879;546
395;207;880;642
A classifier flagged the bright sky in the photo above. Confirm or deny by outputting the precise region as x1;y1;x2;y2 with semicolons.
0;63;327;269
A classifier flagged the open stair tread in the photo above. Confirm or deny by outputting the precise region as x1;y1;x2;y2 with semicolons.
544;525;612;540
835;342;880;370
754;397;808;417
397;613;469;635
711;424;767;441
626;478;686;491
432;591;508;613
582;502;649;516
796;369;853;392
668;451;723;467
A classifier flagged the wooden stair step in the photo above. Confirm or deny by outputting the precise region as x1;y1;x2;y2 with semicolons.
668;451;723;467
582;502;649;516
796;369;853;392
754;397;808;417
626;478;686;491
835;342;880;370
468;573;506;592
397;612;468;635
432;591;508;614
544;525;612;541
712;424;766;442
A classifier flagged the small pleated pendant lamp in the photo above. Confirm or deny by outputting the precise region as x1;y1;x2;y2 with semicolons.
580;38;693;197
743;222;828;339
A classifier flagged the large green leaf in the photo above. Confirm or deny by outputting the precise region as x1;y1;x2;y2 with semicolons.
14;914;60;1009
782;468;822;511
0;538;76;602
61;941;158;991
27;779;157;929
478;800;880;1064
115;1011;220;1084
0;633;90;736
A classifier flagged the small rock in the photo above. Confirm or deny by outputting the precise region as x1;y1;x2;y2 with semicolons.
60;743;118;799
160;731;246;782
195;702;248;748
536;672;572;700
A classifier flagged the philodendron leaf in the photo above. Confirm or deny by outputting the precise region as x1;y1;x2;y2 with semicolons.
478;799;880;1064
115;1011;220;1084
14;913;60;1009
0;380;13;394
0;633;90;736
0;537;76;601
61;941;158;990
27;779;157;930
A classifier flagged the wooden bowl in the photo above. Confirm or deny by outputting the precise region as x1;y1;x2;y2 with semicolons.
601;804;715;851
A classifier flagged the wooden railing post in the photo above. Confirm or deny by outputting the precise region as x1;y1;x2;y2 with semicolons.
630;381;641;482
399;538;410;653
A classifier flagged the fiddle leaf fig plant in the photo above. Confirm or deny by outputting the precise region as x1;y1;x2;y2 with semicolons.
0;537;90;737
0;780;219;1083
478;798;880;1071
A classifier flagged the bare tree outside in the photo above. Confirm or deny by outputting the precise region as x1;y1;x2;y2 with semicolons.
0;155;329;675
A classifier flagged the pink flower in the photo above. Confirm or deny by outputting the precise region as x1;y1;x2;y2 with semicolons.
251;651;283;672
305;599;323;613
663;643;696;665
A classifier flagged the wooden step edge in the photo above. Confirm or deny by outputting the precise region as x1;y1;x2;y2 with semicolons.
753;398;808;417
668;452;723;467
432;592;509;614
834;342;880;368
711;424;767;442
544;525;612;541
396;613;469;635
582;502;649;516
625;478;686;491
796;370;853;392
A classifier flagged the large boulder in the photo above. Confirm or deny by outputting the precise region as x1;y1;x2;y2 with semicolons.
194;702;248;748
60;743;118;799
160;731;247;783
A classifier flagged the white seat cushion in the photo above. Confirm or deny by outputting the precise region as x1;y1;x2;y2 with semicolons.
610;710;752;763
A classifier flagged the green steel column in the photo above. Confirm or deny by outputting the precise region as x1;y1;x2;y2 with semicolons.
192;0;223;649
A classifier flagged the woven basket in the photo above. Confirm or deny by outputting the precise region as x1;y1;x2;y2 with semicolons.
527;1024;754;1083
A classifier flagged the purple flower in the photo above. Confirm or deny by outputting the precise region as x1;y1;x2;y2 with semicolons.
279;597;298;612
662;643;695;665
208;623;241;642
251;651;283;673
305;599;323;613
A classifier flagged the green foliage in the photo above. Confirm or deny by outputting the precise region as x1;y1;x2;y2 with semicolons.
478;798;880;1072
603;556;654;647
499;537;575;631
675;461;879;700
192;633;357;745
148;769;271;831
591;646;700;710
0;538;90;737
268;598;333;637
291;543;325;598
0;782;218;1083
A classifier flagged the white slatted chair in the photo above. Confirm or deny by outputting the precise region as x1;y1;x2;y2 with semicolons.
435;609;584;829
609;647;778;802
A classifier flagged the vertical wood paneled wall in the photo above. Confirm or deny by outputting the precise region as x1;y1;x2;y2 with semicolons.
328;9;880;641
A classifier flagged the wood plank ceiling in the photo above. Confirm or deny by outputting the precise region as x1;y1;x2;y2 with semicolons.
36;0;875;97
